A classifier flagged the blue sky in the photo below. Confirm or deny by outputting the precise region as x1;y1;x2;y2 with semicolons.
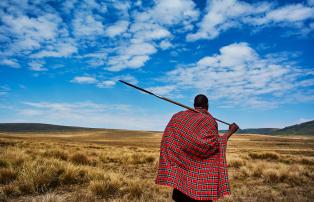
0;0;313;131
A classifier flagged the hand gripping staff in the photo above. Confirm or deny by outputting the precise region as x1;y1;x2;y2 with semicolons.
119;80;231;126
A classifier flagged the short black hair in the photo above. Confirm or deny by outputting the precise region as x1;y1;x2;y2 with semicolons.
194;94;208;109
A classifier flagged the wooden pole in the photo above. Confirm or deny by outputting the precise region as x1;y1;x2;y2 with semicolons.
119;80;231;126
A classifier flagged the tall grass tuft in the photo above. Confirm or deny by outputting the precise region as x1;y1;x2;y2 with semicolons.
2;148;28;167
59;164;88;185
0;168;17;184
228;158;247;168
88;172;122;198
249;152;279;160
70;153;90;165
42;150;69;161
125;178;144;199
2;184;20;197
17;159;64;193
0;159;10;168
27;193;66;202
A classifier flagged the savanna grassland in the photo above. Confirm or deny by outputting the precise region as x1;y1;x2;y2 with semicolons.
0;130;313;202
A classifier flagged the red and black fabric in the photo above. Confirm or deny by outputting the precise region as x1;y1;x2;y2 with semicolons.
155;109;230;201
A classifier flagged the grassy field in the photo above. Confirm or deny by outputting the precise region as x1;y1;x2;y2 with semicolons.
0;130;313;202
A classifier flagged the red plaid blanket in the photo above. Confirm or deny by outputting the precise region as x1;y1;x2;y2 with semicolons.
155;109;230;201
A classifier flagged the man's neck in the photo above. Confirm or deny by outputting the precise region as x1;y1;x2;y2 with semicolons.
194;107;208;113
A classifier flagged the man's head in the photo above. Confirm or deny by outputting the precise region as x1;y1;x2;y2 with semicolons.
194;94;208;110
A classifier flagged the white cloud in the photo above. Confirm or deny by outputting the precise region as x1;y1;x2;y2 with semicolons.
298;79;314;87
147;85;177;96
114;74;138;84
1;13;62;52
105;20;129;37
164;42;311;108
187;0;266;41
187;0;314;41
130;22;171;42
124;42;156;56
19;109;43;116
72;13;105;37
108;42;156;71
0;59;20;68
140;0;199;26
31;42;77;58
96;80;116;88
18;101;170;130
28;61;47;71
217;42;257;66
71;74;138;89
159;40;173;50
105;0;199;71
261;4;314;23
71;76;97;84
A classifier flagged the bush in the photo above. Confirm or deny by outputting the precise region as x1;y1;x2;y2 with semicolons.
0;168;17;184
2;148;28;167
228;158;246;168
58;164;87;185
89;173;122;198
263;169;281;183
17;159;64;194
0;159;10;168
3;184;20;196
70;153;89;165
252;166;263;177
28;193;66;202
2;184;20;197
300;157;314;165
249;152;279;160
125;179;144;199
126;153;156;164
43;150;69;161
233;167;250;180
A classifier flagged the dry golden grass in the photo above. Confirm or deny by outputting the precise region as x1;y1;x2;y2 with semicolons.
0;131;313;201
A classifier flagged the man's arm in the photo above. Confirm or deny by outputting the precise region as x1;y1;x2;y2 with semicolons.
224;123;239;139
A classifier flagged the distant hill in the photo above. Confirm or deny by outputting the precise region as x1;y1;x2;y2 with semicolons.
237;128;279;135
1;120;313;136
272;120;314;136
220;120;314;136
0;123;94;132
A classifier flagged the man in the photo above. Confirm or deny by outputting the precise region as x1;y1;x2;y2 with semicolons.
156;94;239;202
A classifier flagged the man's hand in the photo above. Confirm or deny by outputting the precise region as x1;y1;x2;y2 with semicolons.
225;123;239;139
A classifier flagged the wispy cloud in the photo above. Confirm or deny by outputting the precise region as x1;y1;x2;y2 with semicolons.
146;85;178;97
0;86;10;96
72;13;105;37
1;0;312;73
163;42;312;109
105;0;199;71
105;20;129;37
187;0;314;41
18;101;169;130
0;59;20;68
71;76;97;84
28;60;47;71
71;74;138;88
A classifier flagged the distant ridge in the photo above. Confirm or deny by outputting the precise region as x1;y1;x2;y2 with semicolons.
220;120;314;136
0;120;313;136
273;120;314;136
237;128;279;135
0;123;94;132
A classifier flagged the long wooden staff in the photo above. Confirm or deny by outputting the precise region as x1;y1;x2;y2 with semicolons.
119;80;231;126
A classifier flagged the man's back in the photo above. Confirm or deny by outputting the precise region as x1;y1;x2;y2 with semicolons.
155;109;230;201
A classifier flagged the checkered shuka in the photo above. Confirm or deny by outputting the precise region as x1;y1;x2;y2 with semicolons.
155;109;230;201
